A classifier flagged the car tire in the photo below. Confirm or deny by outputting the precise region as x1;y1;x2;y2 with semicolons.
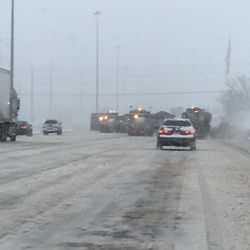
27;132;33;137
57;131;62;135
43;131;48;135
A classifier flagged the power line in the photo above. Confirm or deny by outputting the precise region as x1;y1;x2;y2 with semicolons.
19;90;225;97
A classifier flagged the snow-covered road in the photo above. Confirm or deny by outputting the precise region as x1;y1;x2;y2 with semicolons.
0;132;249;250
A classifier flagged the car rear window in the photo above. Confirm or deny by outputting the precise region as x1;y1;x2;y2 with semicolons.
45;120;57;124
163;120;191;127
17;121;28;125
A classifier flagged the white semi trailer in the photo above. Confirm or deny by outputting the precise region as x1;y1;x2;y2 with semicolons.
0;68;20;142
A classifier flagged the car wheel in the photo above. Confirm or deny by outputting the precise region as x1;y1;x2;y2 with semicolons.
27;131;33;137
57;131;62;135
43;131;48;135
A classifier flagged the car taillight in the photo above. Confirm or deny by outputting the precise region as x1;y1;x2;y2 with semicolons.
159;129;173;135
20;125;27;129
181;129;195;135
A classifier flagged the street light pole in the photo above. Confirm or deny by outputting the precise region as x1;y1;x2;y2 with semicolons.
10;0;15;90
94;11;101;113
9;0;15;120
115;46;120;112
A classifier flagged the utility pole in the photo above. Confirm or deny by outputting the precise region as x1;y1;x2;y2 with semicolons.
9;0;15;119
30;68;34;123
94;10;101;113
115;46;120;112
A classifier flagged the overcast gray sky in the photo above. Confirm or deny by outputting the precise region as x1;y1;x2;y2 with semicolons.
0;0;249;125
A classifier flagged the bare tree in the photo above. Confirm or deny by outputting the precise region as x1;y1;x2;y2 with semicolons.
220;75;250;117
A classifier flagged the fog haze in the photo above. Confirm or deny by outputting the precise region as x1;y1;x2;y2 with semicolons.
0;0;249;127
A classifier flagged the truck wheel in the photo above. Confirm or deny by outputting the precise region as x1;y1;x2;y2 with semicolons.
0;132;7;142
10;135;16;142
149;130;154;136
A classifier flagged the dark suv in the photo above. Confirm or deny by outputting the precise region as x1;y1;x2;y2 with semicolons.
16;121;33;136
42;119;62;135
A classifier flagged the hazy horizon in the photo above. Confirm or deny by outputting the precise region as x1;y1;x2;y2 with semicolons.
1;0;249;126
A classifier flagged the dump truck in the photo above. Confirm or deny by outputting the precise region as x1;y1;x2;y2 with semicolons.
99;111;119;133
151;111;175;129
127;108;155;136
90;113;106;131
115;114;130;133
181;107;212;138
0;68;20;142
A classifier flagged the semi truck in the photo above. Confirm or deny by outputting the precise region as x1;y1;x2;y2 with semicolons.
99;111;119;133
182;107;212;138
127;108;176;136
151;111;175;129
0;68;20;142
90;113;105;131
127;108;155;136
